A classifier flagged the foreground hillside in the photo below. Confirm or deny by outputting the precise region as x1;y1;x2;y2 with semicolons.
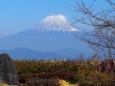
13;57;115;86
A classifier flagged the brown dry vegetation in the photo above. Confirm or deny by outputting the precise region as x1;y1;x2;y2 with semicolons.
13;57;115;86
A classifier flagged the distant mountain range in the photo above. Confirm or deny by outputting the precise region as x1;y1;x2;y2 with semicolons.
0;48;66;60
0;14;94;59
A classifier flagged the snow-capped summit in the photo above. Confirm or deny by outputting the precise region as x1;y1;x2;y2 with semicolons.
33;14;79;32
42;14;67;23
0;14;94;59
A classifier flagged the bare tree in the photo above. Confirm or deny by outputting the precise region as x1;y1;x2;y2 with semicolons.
74;0;115;58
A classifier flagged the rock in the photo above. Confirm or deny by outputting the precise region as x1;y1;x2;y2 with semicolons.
0;53;18;85
97;59;115;74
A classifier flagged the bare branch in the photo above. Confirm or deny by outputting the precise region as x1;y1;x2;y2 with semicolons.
74;0;115;58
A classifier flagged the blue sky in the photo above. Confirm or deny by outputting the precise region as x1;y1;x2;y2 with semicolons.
0;0;110;37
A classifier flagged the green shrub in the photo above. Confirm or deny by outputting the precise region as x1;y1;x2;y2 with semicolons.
13;58;115;85
76;70;115;86
14;60;78;77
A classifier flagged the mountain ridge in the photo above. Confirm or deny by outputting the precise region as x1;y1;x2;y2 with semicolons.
0;48;66;60
0;14;94;59
33;14;79;32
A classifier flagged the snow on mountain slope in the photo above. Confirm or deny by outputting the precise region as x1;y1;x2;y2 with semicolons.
33;14;80;32
0;14;94;59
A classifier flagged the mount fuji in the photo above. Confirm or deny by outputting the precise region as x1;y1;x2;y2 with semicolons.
0;14;94;59
33;15;79;32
